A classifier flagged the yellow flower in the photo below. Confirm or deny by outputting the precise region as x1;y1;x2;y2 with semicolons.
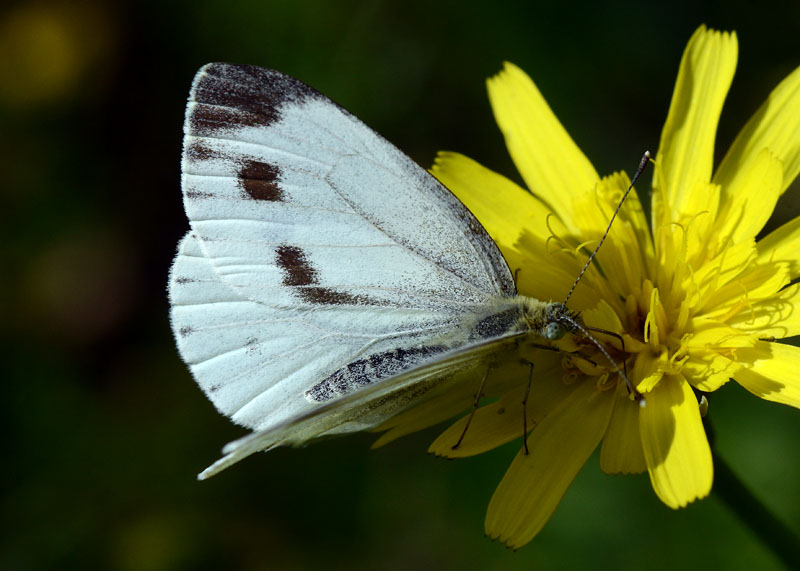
382;26;800;548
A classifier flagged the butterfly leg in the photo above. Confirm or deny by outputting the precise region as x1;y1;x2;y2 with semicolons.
451;363;491;450
521;360;534;455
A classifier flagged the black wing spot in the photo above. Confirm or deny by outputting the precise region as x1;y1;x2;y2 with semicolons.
305;346;446;402
185;188;215;200
298;287;368;305
238;159;284;202
274;244;374;305
275;245;317;286
184;140;222;162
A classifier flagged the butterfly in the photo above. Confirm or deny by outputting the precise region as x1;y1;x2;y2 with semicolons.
169;63;645;479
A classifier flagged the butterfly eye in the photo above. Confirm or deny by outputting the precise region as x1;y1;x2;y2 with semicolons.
544;322;566;340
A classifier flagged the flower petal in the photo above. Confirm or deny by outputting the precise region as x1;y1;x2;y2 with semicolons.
654;26;737;226
757;215;800;279
485;377;615;548
513;229;597;308
734;341;800;408
697;262;790;320
714;64;800;195
682;351;740;392
632;348;666;393
725;283;800;339
713;149;783;245
687;318;761;348
683;240;757;313
640;375;713;509
487;62;599;231
600;382;647;474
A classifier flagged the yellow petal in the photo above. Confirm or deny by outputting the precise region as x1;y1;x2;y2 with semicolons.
756;215;800;279
428;354;570;458
430;151;553;252
698;262;790;320
632;348;666;393
485;377;615;548
654;26;737;226
734;341;800;408
714;64;800;195
713;149;783;245
487;62;599;231
640;375;713;508
686;318;760;348
683;240;757;312
725;283;800;339
512;228;603;309
682;351;740;392
600;382;647;474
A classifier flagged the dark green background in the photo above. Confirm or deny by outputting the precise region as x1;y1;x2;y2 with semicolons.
3;1;799;569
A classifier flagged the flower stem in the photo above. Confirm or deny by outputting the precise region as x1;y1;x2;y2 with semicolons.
707;420;800;569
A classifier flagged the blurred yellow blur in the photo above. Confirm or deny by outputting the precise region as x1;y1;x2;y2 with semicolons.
0;2;115;108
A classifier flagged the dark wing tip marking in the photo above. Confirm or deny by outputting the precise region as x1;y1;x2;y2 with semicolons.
187;63;320;136
237;159;284;202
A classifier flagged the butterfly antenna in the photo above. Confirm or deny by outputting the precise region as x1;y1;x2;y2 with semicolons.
563;151;651;305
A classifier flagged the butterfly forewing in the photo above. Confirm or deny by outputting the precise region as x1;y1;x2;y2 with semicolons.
182;63;514;307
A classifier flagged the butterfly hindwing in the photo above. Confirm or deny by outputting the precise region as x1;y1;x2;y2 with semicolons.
170;232;507;431
196;330;527;479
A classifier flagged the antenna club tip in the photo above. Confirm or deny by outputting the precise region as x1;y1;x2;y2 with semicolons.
638;396;647;408
644;150;651;158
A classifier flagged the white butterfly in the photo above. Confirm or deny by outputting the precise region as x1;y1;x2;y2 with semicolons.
169;63;640;479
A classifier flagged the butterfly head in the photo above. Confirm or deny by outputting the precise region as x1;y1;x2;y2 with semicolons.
519;299;582;341
542;302;582;340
